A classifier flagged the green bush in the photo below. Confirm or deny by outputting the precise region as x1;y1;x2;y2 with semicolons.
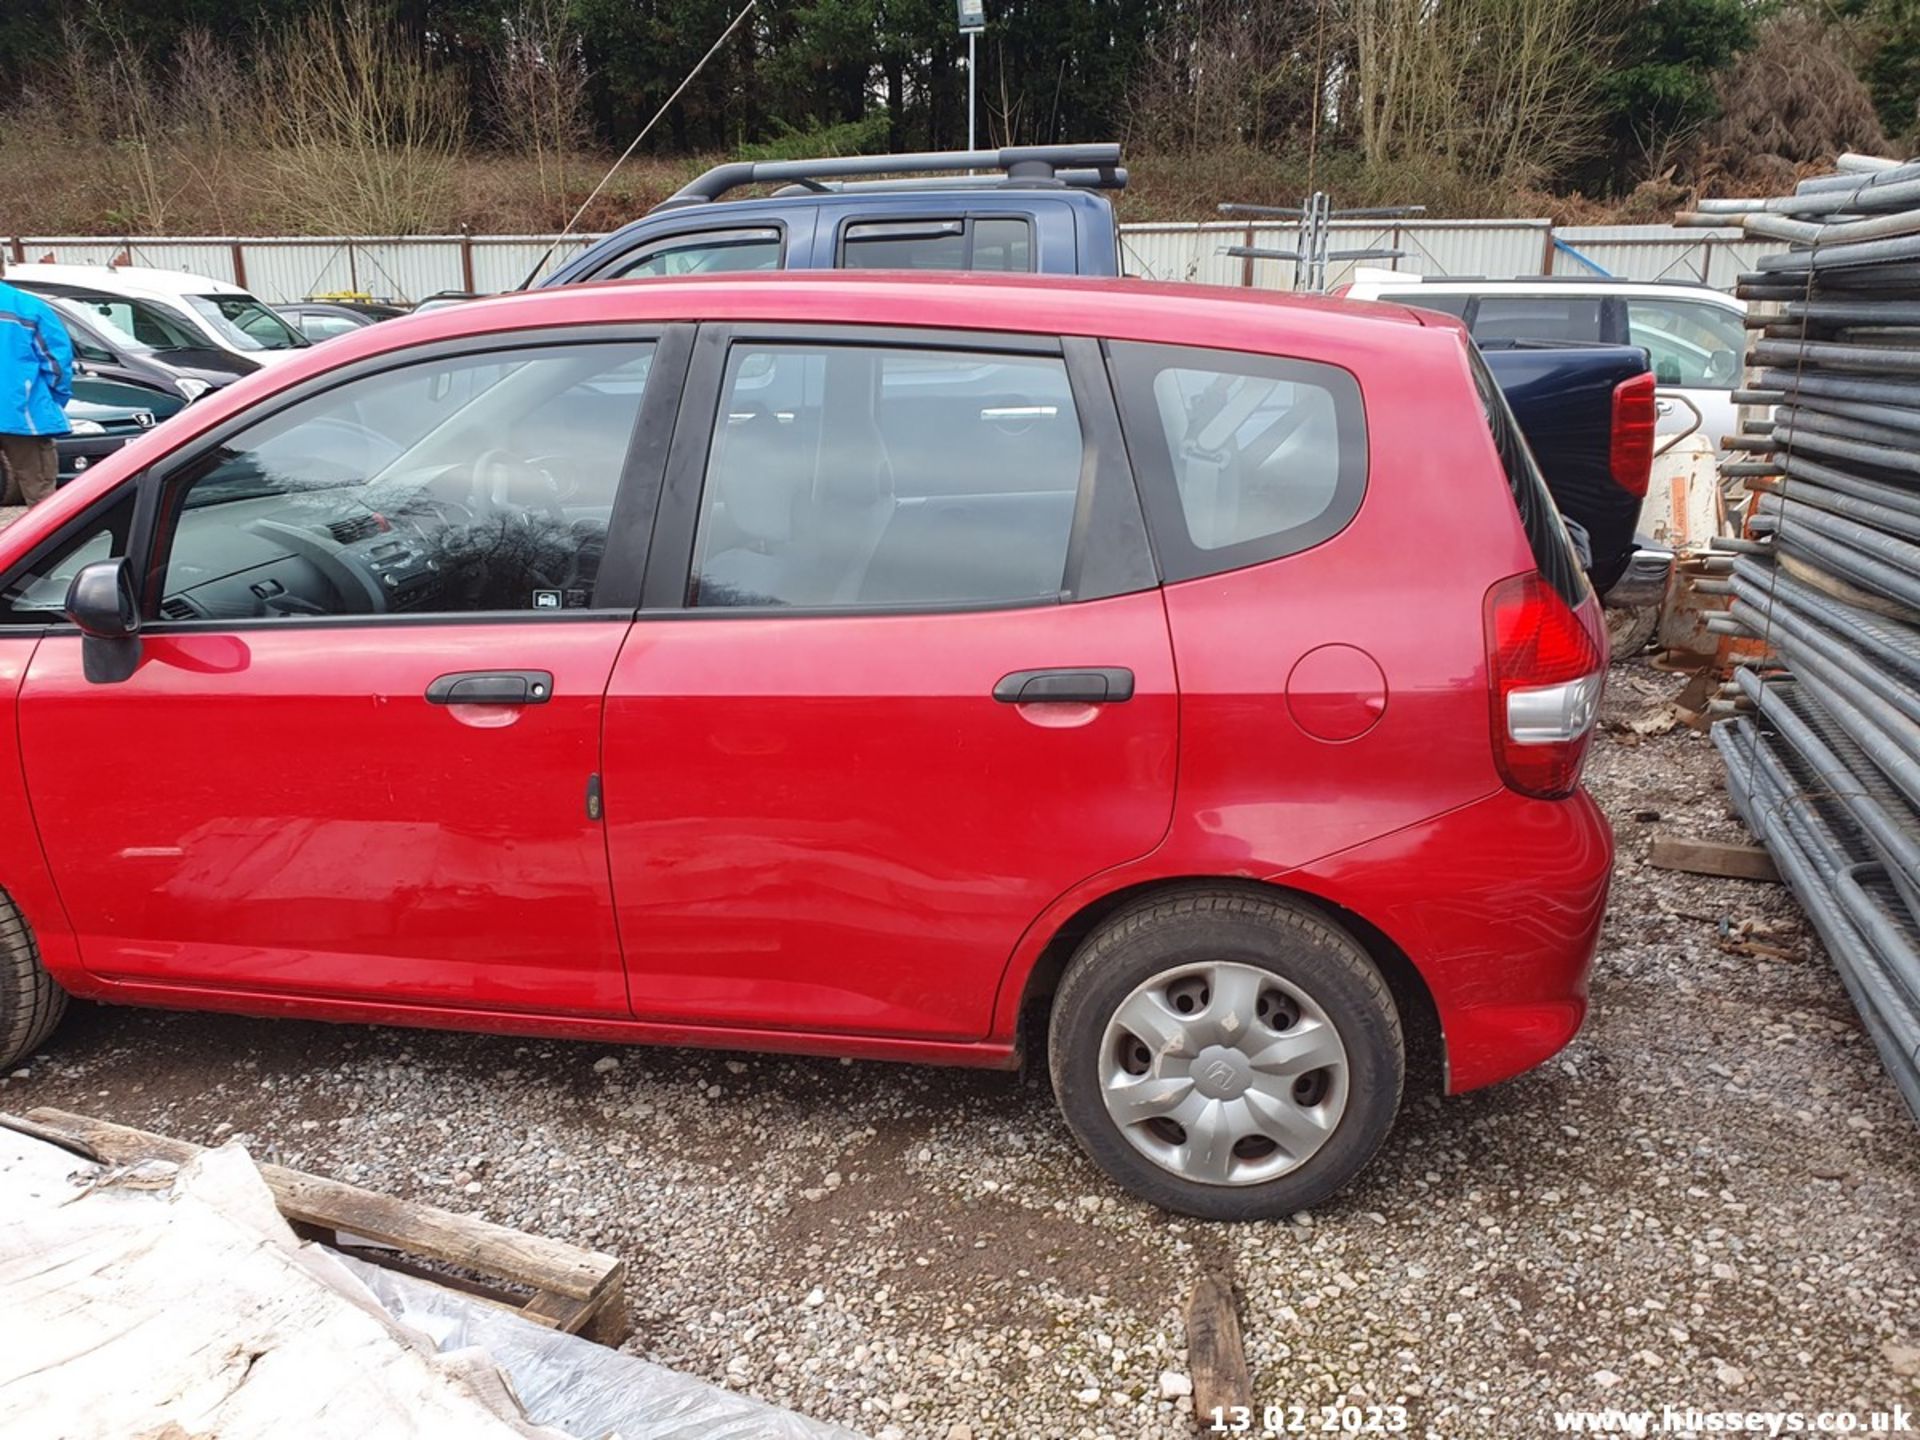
736;113;891;164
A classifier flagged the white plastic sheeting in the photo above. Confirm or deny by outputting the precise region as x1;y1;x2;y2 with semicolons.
9;218;1776;301
344;1257;870;1440
0;1130;866;1440
0;1135;571;1439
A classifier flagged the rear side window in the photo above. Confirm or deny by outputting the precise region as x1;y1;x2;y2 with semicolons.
1106;341;1366;583
690;342;1081;609
1466;346;1590;608
1471;296;1604;344
840;217;1033;273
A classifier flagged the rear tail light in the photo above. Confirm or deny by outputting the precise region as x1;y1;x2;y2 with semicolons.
1484;572;1604;799
1609;371;1657;498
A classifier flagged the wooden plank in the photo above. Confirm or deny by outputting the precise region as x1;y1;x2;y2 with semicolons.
0;1110;104;1161
25;1108;623;1306
1184;1272;1251;1425
1648;836;1780;883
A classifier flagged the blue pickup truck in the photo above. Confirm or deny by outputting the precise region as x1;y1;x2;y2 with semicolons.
543;145;1658;615
540;144;1125;286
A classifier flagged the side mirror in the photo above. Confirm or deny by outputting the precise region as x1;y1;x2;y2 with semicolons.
66;559;142;684
67;558;140;639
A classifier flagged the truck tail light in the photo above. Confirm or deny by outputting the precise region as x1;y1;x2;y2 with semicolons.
1484;572;1604;799
1609;371;1657;498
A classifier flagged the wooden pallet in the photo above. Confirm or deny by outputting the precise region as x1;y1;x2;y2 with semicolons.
8;1107;629;1344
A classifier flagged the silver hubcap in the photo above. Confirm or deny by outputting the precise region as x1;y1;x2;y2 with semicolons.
1098;960;1349;1187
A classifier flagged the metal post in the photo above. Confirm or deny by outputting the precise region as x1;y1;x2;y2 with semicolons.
967;31;976;151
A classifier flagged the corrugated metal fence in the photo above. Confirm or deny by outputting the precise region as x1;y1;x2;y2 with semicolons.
6;220;1786;304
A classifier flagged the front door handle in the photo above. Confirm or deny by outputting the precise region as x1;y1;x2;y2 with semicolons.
425;670;553;705
993;667;1135;704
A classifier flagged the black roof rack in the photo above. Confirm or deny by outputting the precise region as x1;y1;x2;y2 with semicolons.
769;169;1123;198
655;144;1124;212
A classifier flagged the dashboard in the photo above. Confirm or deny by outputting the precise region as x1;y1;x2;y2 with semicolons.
157;460;605;622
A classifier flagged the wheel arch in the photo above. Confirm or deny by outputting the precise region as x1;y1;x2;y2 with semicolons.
1011;875;1445;1097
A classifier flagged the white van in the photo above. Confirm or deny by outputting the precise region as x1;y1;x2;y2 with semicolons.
6;263;310;369
1337;270;1748;452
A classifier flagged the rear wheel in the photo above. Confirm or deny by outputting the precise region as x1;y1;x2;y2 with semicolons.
0;893;65;1071
1048;887;1402;1220
1606;603;1659;659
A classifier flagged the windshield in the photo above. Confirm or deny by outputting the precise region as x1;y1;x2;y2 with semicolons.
66;295;198;354
183;293;309;352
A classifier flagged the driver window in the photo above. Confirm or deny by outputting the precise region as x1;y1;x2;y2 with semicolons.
149;342;654;622
608;229;782;279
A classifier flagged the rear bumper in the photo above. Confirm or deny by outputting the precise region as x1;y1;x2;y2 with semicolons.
1283;785;1614;1093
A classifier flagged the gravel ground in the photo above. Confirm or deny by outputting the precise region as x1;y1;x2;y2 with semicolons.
3;659;1917;1440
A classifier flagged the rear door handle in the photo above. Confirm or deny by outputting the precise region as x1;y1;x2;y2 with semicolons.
993;667;1135;704
425;670;553;705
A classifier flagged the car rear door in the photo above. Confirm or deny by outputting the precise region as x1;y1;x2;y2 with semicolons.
600;324;1177;1041
9;325;691;1016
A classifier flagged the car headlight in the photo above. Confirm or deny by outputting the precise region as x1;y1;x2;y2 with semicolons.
67;419;106;436
176;376;212;402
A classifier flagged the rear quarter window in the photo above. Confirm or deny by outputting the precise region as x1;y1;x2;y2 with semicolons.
1105;341;1366;583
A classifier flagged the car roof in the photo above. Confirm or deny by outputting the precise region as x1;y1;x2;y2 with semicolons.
7;262;252;299
281;270;1434;369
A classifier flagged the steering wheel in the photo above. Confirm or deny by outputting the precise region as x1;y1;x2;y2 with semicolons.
1704;349;1739;387
472;448;567;528
455;447;586;598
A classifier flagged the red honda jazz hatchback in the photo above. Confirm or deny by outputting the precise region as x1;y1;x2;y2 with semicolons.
0;273;1610;1218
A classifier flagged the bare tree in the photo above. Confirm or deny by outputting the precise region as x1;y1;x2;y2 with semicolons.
261;0;466;235
490;0;593;226
1345;0;1622;187
1128;0;1309;156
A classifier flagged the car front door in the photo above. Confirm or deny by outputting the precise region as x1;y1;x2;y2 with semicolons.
8;326;690;1016
600;326;1177;1042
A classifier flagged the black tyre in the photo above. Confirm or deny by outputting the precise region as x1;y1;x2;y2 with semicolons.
0;892;65;1071
1606;604;1660;659
1048;886;1403;1220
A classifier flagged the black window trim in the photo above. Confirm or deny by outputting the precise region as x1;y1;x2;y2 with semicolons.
1459;293;1628;346
834;212;1035;272
0;322;694;635
635;320;1154;619
595;222;789;282
1103;339;1370;586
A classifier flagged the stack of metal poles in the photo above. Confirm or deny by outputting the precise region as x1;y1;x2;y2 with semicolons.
1679;153;1920;1119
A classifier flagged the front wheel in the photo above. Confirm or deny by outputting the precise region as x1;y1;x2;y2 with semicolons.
0;893;65;1071
1048;887;1403;1220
